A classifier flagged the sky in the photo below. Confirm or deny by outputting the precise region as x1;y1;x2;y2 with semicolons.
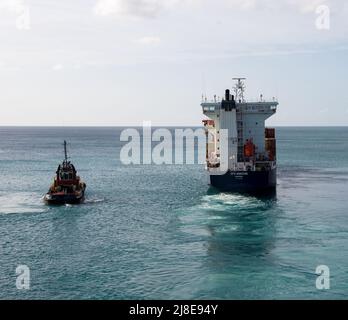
0;0;347;126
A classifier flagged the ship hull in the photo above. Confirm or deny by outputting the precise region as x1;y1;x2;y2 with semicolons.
44;189;85;205
209;167;276;193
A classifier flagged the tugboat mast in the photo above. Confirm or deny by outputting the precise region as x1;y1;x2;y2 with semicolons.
63;140;68;163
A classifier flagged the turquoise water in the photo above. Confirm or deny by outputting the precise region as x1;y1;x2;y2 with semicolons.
0;127;347;299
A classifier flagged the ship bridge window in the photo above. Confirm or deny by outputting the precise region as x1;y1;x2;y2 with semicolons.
61;173;71;180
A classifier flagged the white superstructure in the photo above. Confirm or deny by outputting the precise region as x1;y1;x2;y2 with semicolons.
202;78;278;175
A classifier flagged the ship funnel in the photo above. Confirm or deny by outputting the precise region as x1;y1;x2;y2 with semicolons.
225;89;230;101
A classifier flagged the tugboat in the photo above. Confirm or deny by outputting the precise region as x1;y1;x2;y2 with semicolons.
44;141;86;205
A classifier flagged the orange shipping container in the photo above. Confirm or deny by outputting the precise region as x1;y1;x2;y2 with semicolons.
265;138;276;160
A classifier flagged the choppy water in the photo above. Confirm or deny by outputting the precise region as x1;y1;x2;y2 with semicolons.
0;127;347;299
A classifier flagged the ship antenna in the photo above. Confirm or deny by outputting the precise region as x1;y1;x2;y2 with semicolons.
232;77;246;102
63;140;68;162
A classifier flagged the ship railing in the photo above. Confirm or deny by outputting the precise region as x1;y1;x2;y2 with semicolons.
243;97;278;103
202;97;278;104
241;105;277;113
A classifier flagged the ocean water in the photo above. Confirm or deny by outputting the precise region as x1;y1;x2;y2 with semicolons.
0;126;347;300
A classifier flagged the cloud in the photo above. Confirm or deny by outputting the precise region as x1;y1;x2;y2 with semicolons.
286;0;328;13
135;36;161;45
93;0;333;20
52;64;63;71
225;0;257;10
0;0;31;30
93;0;196;18
94;0;162;18
73;62;82;70
224;0;330;13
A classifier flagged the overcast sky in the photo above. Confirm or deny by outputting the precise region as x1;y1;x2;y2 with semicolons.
0;0;347;126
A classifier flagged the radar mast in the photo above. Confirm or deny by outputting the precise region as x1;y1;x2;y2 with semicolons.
232;77;246;102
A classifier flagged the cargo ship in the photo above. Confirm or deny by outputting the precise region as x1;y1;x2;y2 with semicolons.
44;141;86;204
202;78;278;192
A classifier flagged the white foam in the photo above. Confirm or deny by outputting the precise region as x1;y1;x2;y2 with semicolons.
84;198;105;204
0;192;47;215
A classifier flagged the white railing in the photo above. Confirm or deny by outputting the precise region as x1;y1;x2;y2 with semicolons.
201;97;278;104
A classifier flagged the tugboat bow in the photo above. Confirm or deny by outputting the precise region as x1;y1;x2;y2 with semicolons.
44;141;86;204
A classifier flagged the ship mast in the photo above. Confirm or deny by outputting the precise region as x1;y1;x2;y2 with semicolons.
63;140;68;163
232;77;246;102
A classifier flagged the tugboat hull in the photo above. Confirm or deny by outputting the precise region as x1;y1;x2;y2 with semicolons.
209;168;276;193
44;192;85;205
44;184;86;205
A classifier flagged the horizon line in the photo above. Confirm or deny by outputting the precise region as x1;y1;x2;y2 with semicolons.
0;125;347;128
